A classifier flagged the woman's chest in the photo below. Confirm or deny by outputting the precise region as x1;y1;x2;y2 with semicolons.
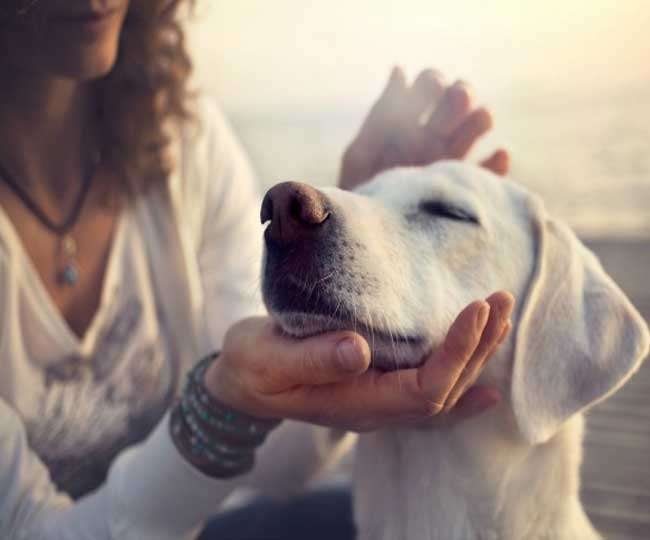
2;207;177;402
0;216;181;496
0;181;206;495
0;185;120;339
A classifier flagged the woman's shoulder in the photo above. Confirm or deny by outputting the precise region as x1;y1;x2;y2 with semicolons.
173;95;254;189
168;94;261;249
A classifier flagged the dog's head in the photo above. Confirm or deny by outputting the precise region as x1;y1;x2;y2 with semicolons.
261;161;649;443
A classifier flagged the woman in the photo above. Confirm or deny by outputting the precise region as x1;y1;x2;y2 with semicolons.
0;1;513;538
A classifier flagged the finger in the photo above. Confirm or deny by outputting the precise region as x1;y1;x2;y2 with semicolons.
445;107;493;158
355;66;407;146
443;321;512;412
407;69;445;123
280;361;451;426
448;385;501;422
263;300;496;426
365;66;407;127
290;302;488;423
443;291;514;411
273;367;416;426
275;303;492;426
415;300;490;405
380;65;407;101
480;149;510;176
261;327;371;392
426;80;473;136
496;319;512;346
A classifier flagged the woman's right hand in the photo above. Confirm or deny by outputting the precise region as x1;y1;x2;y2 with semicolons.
204;291;513;433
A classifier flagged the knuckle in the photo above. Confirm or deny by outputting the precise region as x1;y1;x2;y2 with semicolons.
440;403;452;415
422;399;445;417
301;347;323;374
240;351;279;395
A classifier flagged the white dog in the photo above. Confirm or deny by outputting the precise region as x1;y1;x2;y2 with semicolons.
260;161;649;540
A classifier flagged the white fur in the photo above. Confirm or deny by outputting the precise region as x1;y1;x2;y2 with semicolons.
264;161;650;540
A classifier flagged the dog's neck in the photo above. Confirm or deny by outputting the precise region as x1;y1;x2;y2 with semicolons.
352;410;600;540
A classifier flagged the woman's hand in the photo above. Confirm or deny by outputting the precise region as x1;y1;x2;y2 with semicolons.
204;292;514;433
339;67;510;191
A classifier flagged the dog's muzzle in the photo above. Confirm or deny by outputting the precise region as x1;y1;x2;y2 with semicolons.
260;181;428;368
261;181;342;315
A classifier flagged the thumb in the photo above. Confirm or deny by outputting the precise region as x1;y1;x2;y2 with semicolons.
265;330;371;391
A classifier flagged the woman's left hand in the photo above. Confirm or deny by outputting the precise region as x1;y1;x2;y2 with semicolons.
339;67;510;190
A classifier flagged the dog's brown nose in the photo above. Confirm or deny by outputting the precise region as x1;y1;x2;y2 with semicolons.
261;181;330;245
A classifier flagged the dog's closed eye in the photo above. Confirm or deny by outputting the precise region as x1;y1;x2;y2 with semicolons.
419;200;480;225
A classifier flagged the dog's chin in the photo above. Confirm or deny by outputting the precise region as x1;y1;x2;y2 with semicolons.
271;310;431;371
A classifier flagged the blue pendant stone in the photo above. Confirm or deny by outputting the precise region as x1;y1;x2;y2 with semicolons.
61;266;79;286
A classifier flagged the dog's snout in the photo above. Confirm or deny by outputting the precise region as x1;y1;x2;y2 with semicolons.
261;181;331;245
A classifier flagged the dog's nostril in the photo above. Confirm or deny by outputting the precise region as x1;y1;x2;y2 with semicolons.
289;197;302;222
262;181;332;245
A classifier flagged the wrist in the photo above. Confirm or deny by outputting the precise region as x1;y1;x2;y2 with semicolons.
170;404;255;477
170;353;281;478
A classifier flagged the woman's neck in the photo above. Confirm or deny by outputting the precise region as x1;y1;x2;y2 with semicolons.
0;67;92;201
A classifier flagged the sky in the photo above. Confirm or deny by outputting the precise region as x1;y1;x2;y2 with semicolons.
188;0;650;111
184;1;650;237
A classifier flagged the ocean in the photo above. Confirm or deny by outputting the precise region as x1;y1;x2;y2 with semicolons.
227;90;650;239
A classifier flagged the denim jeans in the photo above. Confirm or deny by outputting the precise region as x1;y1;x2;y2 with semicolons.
198;487;356;540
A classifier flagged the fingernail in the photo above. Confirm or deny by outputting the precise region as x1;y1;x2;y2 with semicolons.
476;302;490;332
337;338;365;372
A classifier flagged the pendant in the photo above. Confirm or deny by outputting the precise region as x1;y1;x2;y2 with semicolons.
59;264;79;286
57;235;79;287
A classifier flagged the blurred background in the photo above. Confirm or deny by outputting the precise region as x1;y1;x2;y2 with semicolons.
187;2;649;538
187;0;650;238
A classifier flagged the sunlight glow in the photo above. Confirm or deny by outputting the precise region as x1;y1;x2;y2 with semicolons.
189;0;650;109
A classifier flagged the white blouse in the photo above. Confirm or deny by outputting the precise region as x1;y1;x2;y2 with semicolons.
0;99;344;539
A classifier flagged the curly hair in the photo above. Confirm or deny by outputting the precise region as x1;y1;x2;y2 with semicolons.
99;0;196;196
1;0;196;198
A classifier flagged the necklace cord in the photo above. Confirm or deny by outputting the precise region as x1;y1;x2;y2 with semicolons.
0;155;98;235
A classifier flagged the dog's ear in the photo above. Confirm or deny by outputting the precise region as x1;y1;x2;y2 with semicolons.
511;199;649;444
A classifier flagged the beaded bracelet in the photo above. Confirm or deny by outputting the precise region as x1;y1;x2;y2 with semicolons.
170;352;281;478
171;405;254;476
186;354;280;437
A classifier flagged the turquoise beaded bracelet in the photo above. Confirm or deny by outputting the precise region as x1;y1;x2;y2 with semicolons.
170;352;281;478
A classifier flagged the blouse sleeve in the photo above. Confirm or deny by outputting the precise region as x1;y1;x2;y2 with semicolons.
1;397;253;539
